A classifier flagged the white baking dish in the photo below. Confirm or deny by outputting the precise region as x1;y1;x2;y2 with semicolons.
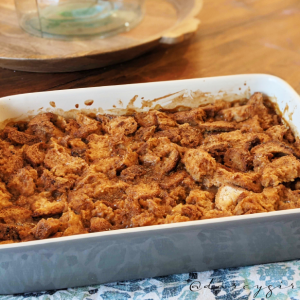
1;74;300;295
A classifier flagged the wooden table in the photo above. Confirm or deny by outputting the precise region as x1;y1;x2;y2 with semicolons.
1;0;300;98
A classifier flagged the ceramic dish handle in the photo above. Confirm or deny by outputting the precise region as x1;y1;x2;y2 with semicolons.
159;0;203;44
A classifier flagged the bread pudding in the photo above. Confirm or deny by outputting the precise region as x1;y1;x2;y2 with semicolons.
1;92;300;244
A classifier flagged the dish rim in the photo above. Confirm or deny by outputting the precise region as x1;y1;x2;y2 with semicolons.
0;73;298;100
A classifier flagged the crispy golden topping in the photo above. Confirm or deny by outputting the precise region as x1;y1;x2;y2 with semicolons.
0;92;299;244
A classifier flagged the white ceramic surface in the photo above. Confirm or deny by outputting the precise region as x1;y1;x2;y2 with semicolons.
1;74;300;294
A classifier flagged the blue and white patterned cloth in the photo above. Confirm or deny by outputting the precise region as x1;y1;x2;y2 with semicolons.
2;260;300;300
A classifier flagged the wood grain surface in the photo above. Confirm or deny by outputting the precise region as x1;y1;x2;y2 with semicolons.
1;0;300;96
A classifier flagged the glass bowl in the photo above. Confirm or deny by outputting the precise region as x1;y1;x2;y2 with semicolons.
14;0;144;39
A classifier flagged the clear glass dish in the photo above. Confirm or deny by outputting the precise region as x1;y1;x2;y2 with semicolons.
14;0;144;39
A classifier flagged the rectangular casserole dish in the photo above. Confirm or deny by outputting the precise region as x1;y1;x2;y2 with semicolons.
1;74;300;294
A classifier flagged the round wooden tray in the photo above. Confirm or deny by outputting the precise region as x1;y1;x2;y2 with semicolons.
0;0;203;73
